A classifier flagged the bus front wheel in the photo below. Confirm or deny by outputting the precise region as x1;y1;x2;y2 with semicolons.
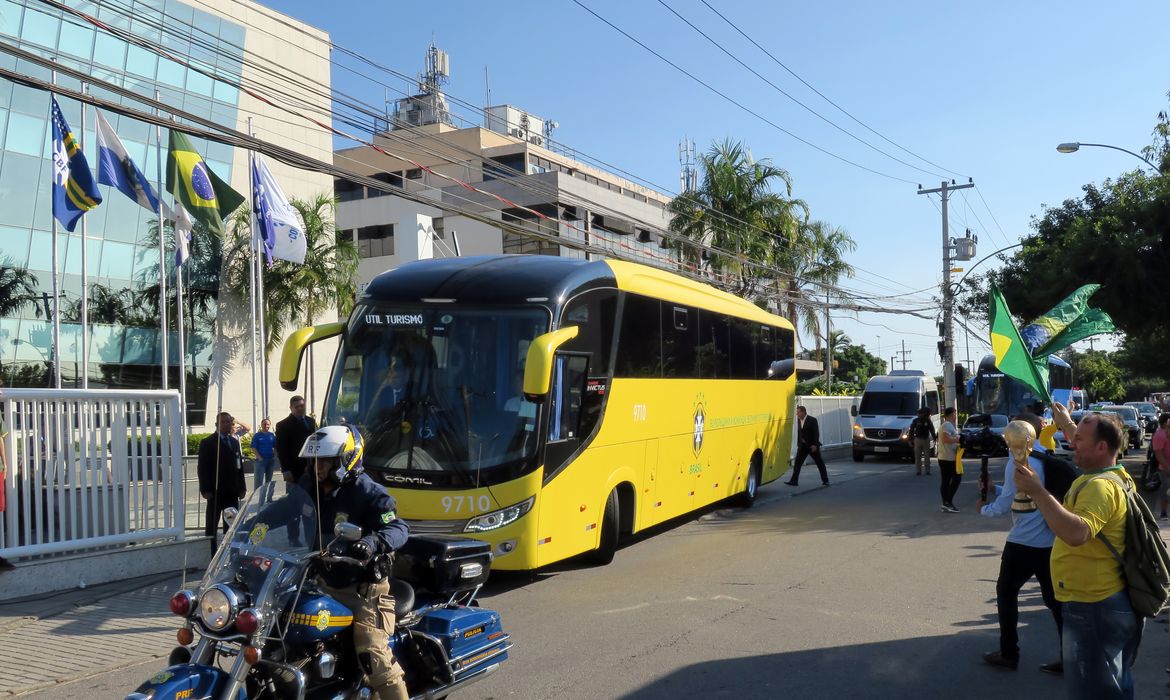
590;490;620;565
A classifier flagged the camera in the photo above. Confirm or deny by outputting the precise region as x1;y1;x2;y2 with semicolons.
959;414;1007;458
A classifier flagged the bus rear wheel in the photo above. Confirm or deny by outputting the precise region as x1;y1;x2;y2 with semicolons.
590;490;619;565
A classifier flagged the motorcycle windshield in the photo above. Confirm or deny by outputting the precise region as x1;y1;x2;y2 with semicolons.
202;481;320;594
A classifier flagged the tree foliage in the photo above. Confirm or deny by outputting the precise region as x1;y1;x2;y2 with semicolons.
667;139;855;352
1062;349;1125;403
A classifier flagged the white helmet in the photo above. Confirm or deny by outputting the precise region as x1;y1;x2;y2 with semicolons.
299;424;364;483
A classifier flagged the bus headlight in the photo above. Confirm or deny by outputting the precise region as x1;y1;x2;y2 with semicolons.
464;496;535;533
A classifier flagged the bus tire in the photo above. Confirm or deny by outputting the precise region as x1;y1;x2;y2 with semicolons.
852;451;864;462
590;490;619;566
737;457;762;507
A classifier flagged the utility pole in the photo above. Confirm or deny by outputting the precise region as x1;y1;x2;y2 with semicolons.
918;179;974;411
897;340;912;371
824;293;832;387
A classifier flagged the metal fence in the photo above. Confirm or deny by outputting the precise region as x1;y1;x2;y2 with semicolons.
0;388;186;559
794;395;862;451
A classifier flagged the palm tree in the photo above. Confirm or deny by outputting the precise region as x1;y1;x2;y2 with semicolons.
776;220;856;354
0;263;40;317
667;139;807;299
226;193;360;405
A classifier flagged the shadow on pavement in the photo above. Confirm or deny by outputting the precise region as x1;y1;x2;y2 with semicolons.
614;608;1071;699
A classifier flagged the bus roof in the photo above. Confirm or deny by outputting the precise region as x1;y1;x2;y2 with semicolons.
977;352;1070;371
604;259;791;329
361;255;791;329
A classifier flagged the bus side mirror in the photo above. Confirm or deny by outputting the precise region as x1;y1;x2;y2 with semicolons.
279;322;346;390
522;326;580;403
766;359;794;380
850;405;858;417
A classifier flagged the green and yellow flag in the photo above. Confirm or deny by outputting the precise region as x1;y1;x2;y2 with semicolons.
165;130;244;237
1019;284;1116;357
989;283;1051;404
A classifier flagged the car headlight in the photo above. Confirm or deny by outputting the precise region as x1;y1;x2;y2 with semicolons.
198;584;238;632
464;496;535;533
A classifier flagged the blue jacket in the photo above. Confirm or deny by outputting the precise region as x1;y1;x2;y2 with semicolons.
296;471;410;556
979;448;1056;548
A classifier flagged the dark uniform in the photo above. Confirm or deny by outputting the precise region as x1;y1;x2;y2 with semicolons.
275;412;318;482
197;431;247;553
299;471;410;700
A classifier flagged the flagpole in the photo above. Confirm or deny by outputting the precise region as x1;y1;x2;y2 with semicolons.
155;90;169;391
246;118;259;440
79;83;89;388
175;230;188;439
257;231;269;423
49;77;61;389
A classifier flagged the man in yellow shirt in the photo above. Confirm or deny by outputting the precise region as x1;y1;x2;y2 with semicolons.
1014;411;1142;699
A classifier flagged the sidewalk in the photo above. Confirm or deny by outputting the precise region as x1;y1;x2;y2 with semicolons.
0;571;192;697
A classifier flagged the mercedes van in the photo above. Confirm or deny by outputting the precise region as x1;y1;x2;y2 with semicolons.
850;370;941;462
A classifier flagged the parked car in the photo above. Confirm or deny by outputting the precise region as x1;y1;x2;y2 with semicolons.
1052;410;1086;457
1090;405;1144;452
1125;401;1159;433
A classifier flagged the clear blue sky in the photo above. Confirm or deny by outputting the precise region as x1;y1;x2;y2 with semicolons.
269;0;1169;378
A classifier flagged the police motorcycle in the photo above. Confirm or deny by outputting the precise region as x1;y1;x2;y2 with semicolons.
125;481;511;699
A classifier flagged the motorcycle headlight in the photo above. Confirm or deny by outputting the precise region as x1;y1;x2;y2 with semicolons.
198;585;238;632
464;496;535;533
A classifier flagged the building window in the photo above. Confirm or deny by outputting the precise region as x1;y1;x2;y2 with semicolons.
368;171;403;197
432;217;445;239
484;152;525;181
405;168;423;180
357;224;394;258
335;177;364;202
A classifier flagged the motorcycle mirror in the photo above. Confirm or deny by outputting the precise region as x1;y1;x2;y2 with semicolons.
221;507;239;527
334;521;362;541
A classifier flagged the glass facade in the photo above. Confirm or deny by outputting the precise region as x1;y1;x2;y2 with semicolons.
0;0;243;423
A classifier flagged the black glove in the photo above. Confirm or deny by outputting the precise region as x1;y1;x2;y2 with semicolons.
348;539;373;562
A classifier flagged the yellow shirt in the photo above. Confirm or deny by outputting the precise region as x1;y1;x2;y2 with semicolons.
1050;468;1129;603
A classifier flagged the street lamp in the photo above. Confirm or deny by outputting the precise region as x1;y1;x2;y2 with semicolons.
1055;142;1162;174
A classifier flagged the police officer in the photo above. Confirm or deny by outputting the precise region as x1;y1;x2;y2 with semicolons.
298;425;410;700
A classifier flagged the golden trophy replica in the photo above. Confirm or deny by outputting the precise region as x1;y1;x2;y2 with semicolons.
1004;420;1038;513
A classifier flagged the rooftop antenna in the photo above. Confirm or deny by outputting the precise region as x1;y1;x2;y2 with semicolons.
483;65;491;127
679;137;697;192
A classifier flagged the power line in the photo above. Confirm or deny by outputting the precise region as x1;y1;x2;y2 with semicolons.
655;0;948;180
697;0;968;179
569;0;918;185
25;0;940;317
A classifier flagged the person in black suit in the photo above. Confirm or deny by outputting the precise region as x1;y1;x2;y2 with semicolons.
275;394;317;483
785;405;830;487
198;411;247;554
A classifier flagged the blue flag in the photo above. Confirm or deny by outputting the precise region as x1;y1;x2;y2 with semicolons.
95;109;159;213
50;96;102;232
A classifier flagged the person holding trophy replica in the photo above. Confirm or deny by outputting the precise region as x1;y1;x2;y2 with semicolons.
978;415;1064;675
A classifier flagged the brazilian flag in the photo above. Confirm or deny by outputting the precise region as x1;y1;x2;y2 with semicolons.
166;131;244;237
989;283;1051;404
1019;284;1116;357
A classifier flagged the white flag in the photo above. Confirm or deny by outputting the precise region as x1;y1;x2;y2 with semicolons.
252;156;305;265
171;201;193;268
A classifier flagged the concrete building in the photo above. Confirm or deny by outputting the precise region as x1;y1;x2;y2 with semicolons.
334;49;679;291
0;0;336;429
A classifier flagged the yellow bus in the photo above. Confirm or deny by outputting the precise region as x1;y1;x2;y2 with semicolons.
281;255;796;569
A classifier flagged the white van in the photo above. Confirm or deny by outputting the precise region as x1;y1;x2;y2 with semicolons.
850;370;941;462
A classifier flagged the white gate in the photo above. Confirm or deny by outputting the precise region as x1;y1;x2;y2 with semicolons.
793;395;862;451
0;389;186;558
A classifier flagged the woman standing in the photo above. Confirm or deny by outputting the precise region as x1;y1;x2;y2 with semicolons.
938;407;962;512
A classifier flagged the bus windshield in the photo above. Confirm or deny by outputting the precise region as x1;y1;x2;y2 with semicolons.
323;305;549;484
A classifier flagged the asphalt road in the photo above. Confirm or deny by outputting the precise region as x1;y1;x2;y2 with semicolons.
24;452;1170;699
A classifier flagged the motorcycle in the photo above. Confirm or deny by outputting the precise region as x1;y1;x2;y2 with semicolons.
125;481;511;700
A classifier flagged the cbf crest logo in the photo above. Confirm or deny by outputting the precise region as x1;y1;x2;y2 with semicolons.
692;393;706;455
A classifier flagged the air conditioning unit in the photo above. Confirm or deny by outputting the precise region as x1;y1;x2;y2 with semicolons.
529;135;543;146
510;128;524;138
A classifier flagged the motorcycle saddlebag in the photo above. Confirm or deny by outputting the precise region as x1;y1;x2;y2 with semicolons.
414;605;511;681
393;535;491;595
